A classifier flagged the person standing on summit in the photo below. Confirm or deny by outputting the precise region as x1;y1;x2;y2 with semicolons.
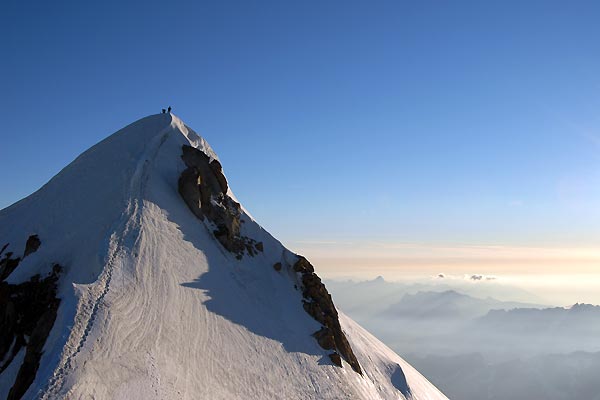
168;106;172;113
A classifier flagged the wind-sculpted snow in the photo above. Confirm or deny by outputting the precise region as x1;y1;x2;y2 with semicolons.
0;114;447;400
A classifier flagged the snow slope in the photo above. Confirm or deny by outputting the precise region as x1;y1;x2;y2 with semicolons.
0;114;448;400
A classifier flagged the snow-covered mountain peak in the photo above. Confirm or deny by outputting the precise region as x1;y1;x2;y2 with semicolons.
0;114;447;400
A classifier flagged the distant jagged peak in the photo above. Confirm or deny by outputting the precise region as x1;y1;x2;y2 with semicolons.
569;303;600;311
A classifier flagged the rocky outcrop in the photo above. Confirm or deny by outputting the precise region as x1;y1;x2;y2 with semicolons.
329;352;342;367
0;235;42;281
293;256;362;374
0;236;62;400
313;327;336;350
178;145;262;259
23;235;41;258
0;251;21;282
178;167;203;220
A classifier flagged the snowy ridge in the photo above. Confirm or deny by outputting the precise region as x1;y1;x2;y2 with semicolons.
0;114;448;399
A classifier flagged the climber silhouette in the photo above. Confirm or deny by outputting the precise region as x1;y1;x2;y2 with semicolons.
168;106;172;113
162;109;166;114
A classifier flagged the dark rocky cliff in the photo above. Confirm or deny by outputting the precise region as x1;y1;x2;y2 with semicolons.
0;236;62;400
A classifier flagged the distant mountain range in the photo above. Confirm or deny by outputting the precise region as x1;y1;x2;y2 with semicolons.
325;275;546;321
477;302;600;332
461;303;600;355
327;277;600;400
383;290;539;320
407;351;600;400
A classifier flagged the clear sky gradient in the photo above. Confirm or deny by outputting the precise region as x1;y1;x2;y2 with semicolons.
2;1;600;282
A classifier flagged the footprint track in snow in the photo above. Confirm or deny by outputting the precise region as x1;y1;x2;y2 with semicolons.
41;127;172;399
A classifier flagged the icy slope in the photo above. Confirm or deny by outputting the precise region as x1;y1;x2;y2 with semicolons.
0;114;448;400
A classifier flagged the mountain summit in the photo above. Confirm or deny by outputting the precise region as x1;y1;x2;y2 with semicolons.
0;114;447;400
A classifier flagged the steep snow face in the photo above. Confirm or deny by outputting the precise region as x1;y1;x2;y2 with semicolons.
0;114;447;400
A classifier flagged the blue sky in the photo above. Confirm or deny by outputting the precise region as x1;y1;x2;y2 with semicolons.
2;1;600;277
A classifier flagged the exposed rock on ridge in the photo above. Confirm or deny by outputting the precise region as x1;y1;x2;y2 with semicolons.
0;236;62;400
0;251;20;282
0;235;42;282
178;145;262;259
23;235;41;258
294;256;363;374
